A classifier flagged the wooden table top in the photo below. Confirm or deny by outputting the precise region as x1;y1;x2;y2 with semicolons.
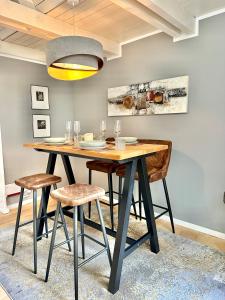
24;142;168;162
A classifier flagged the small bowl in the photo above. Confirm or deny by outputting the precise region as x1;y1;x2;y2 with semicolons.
79;140;106;147
118;137;137;143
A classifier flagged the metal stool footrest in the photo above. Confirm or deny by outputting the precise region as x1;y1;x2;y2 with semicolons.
154;209;169;219
78;248;107;268
37;224;65;239
105;190;120;196
18;215;63;230
53;233;82;250
100;200;119;208
52;232;108;265
130;200;169;220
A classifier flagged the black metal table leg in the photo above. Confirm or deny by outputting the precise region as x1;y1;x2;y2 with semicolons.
138;180;142;220
108;159;137;294
61;154;84;225
61;155;76;184
33;190;38;274
88;169;92;218
137;158;159;253
108;173;114;231
37;153;57;239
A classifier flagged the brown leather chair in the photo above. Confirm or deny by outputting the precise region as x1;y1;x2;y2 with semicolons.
86;138;138;231
116;139;175;233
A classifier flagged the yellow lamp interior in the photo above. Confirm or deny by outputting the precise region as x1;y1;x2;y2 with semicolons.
48;66;98;81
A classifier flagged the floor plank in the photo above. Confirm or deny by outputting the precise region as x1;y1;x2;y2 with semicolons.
0;200;225;253
0;285;10;300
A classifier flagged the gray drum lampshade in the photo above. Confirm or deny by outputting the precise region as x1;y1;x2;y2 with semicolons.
46;36;104;81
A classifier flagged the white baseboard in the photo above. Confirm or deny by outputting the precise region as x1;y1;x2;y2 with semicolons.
103;196;225;241
155;212;225;240
7;197;33;209
0;207;9;214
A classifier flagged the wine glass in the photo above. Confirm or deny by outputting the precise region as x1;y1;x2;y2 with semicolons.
74;121;80;147
65;120;73;144
100;120;106;141
114;120;121;139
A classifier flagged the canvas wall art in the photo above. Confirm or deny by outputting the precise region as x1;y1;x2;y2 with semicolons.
108;75;189;116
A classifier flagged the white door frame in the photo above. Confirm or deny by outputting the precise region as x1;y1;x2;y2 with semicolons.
0;125;9;214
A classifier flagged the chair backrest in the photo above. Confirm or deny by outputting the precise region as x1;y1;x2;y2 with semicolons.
106;137;115;142
137;139;172;177
106;137;172;177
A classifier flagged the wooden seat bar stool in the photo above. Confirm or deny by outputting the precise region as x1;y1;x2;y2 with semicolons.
12;173;71;274
116;139;175;233
45;183;112;300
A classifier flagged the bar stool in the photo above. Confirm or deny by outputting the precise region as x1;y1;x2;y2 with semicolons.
86;160;120;230
116;139;175;233
45;183;112;300
12;173;71;274
86;138;138;230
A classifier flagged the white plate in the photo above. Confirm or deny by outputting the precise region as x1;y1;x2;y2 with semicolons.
118;137;137;143
110;140;138;145
44;137;66;143
126;141;138;145
44;142;65;146
79;140;106;147
80;146;106;150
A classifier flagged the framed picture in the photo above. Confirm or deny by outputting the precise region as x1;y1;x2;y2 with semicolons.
108;75;189;116
31;85;49;110
32;114;51;138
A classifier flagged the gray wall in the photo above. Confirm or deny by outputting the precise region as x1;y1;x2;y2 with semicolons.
0;57;74;184
73;14;225;233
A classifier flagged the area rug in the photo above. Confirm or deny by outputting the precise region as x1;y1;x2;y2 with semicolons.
0;206;225;300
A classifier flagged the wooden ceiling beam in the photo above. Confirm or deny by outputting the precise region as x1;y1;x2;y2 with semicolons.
0;0;120;56
0;0;35;41
137;0;196;34
0;40;45;64
110;0;181;37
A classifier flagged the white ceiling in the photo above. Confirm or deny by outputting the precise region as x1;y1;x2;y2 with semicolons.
0;0;225;63
177;0;225;16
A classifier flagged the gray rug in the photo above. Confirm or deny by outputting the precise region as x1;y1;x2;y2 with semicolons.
0;206;225;300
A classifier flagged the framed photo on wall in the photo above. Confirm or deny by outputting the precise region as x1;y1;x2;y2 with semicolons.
32;114;51;138
31;85;49;110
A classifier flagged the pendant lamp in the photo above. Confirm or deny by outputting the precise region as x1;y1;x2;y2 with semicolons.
46;36;104;81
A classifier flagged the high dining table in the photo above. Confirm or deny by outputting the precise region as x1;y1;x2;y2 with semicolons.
24;142;168;294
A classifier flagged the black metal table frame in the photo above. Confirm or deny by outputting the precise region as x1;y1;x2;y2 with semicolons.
35;149;159;294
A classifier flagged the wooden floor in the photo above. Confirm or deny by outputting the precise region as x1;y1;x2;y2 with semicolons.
0;285;10;300
1;200;225;252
